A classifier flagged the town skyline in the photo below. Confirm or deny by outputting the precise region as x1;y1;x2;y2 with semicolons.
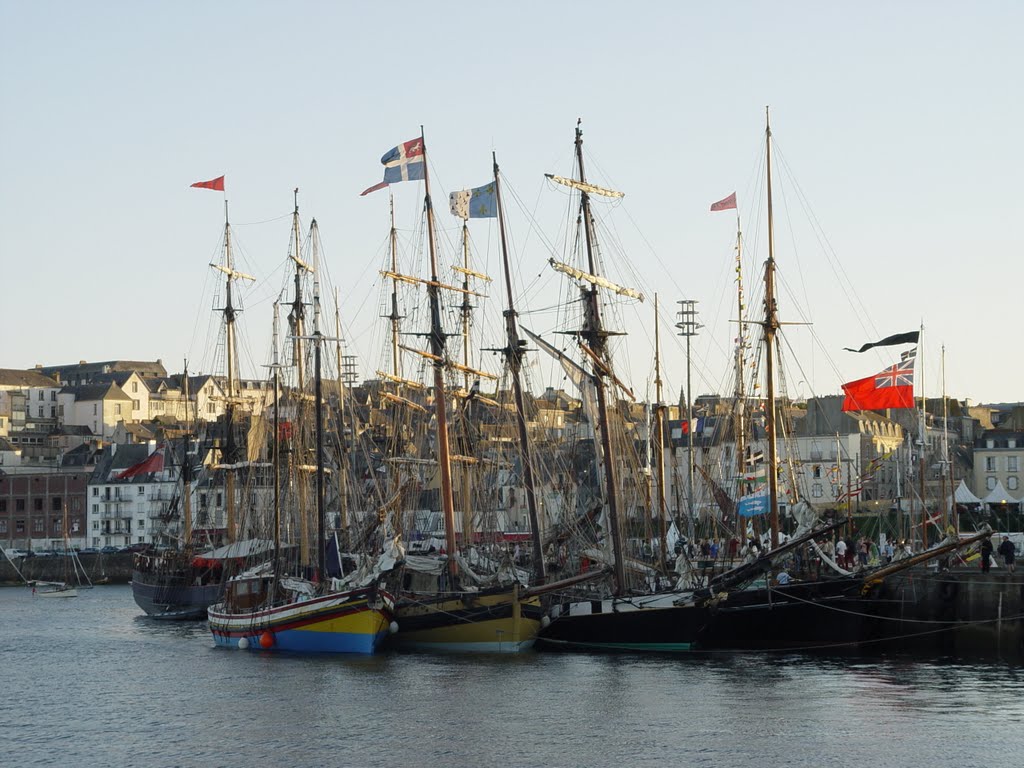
2;2;1021;403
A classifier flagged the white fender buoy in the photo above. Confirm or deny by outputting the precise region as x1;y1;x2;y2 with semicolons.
540;615;551;629
388;621;399;634
238;637;250;650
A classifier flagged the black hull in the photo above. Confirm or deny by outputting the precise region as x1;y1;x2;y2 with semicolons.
537;578;873;654
537;594;709;652
697;578;870;652
131;570;224;620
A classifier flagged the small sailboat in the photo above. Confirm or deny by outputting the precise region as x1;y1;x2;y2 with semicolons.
32;505;92;598
208;214;396;654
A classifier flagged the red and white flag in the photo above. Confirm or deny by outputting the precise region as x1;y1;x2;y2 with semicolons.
191;175;225;191
710;192;737;212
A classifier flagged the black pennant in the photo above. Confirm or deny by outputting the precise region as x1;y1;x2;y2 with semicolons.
843;331;920;353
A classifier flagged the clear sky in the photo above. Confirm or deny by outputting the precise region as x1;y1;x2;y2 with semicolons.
1;1;1021;406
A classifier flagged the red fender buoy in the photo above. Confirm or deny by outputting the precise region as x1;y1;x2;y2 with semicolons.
259;632;275;649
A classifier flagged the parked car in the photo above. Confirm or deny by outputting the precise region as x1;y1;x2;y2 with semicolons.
79;548;100;555
125;543;154;554
99;546;121;554
3;548;29;559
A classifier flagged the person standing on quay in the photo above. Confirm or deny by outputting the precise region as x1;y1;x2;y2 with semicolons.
980;537;994;574
997;536;1016;574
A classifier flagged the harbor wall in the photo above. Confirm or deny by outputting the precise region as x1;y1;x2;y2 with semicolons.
0;553;134;585
870;567;1024;659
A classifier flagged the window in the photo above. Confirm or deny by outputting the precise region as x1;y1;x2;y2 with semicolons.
216;492;223;507
138;519;145;529
1009;457;1019;473
93;404;98;415
92;537;99;547
38;390;44;401
50;406;56;418
1009;477;1019;491
138;486;145;496
33;519;43;532
207;403;215;414
987;477;997;490
132;382;138;393
813;465;821;479
51;391;56;401
812;483;823;498
92;520;99;530
51;497;62;512
0;500;5;512
133;400;140;410
1010;439;1018;449
92;504;98;513
0;521;5;533
15;520;24;533
92;487;98;496
33;498;42;512
38;406;43;417
986;457;997;472
16;499;25;512
115;404;122;415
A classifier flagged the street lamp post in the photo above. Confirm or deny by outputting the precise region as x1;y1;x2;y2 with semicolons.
676;300;701;542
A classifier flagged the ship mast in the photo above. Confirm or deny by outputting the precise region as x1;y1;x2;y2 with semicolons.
493;152;546;583
211;200;254;544
457;212;474;551
271;302;282;573
385;193;403;380
311;218;326;581
763;107;781;550
732;216;748;537
573;121;627;595
653;295;668;573
288;189;311;391
181;360;193;547
421;128;460;577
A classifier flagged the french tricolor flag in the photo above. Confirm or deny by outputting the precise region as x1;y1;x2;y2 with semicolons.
361;137;426;195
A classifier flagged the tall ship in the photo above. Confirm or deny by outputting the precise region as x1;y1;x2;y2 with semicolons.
208;207;397;654
132;191;258;619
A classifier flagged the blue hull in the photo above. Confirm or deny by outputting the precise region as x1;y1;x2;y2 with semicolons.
212;628;389;654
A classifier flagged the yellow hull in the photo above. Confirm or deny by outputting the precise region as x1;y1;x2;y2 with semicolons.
391;587;541;652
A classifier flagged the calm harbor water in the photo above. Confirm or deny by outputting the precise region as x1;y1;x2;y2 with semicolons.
2;585;1023;768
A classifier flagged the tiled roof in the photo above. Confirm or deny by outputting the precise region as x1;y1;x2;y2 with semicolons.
0;368;60;388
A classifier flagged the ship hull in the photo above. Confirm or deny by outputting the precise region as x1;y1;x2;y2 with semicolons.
132;569;225;620
537;592;707;652
208;586;394;654
391;586;542;652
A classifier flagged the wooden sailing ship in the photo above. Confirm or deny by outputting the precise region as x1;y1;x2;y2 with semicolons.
208;211;396;654
379;133;547;652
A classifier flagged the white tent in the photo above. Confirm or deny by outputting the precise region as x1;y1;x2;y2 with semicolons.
982;480;1020;506
954;479;983;505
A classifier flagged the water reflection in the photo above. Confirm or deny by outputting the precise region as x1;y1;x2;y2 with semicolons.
3;585;1023;768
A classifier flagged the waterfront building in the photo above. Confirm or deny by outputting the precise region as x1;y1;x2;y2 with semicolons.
0;470;89;551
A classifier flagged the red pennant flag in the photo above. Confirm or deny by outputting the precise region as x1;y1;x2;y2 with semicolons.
191;175;225;191
114;445;166;480
710;192;737;212
841;357;915;412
